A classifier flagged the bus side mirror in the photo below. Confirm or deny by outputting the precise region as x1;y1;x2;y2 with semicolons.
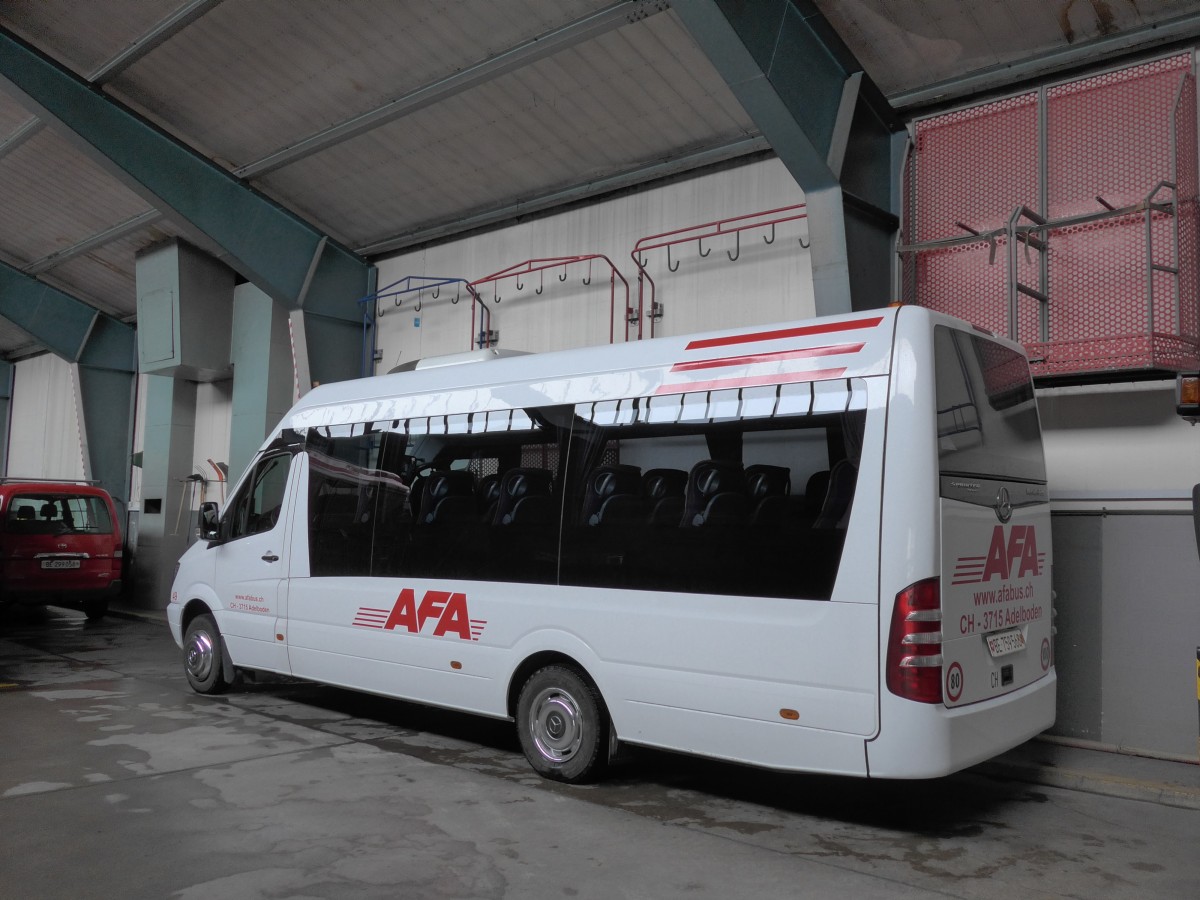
199;501;221;542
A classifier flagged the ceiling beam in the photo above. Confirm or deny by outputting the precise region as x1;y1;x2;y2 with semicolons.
891;11;1200;112
358;135;770;257
236;0;668;180
87;0;225;84
0;0;222;165
0;24;372;328
673;0;902;315
0;259;134;370
22;210;165;275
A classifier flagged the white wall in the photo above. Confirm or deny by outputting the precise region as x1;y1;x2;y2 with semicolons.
7;353;86;481
372;157;813;368
1039;381;1200;511
192;380;233;507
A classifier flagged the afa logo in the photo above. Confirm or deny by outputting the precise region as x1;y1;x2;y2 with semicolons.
953;525;1045;585
353;589;487;641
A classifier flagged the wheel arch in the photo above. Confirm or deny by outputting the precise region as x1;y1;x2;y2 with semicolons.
180;599;236;685
506;650;607;720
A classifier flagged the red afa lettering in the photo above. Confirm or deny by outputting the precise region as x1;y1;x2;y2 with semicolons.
981;525;1041;582
369;588;480;641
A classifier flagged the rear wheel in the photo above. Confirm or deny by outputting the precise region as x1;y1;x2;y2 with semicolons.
82;598;108;621
516;665;608;784
183;613;230;695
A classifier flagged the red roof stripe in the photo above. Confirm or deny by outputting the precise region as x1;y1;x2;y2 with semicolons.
654;367;848;396
683;316;884;351
669;342;864;373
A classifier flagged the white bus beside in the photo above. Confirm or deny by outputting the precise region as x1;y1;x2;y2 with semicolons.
168;305;1055;782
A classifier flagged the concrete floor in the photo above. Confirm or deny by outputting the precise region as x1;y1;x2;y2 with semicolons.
1;605;1197;900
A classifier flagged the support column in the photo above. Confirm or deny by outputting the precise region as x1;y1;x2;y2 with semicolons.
134;374;197;609
229;284;295;483
0;360;12;474
673;0;902;313
132;239;234;609
75;315;137;507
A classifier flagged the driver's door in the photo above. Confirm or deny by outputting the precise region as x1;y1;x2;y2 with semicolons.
212;451;297;672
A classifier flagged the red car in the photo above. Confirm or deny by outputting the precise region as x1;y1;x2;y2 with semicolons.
0;480;124;621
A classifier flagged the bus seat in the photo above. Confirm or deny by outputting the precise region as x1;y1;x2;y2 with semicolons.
642;468;687;525
813;460;857;529
746;464;791;526
478;473;502;516
803;470;831;517
418;470;475;524
681;460;747;527
494;468;554;525
583;465;641;525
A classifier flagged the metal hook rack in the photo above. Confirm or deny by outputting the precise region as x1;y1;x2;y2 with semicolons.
355;274;486;369
469;256;630;345
628;203;809;339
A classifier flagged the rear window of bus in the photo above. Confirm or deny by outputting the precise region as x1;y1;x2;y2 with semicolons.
933;325;1046;484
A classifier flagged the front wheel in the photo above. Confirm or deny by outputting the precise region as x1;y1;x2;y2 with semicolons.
183;613;230;695
516;665;609;784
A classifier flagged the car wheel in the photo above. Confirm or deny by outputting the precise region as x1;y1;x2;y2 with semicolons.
183;613;230;695
82;598;108;621
516;664;608;784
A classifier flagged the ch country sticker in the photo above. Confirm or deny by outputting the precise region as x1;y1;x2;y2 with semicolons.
353;588;487;641
952;525;1045;585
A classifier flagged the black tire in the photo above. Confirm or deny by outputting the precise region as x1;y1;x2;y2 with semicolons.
82;598;108;621
182;613;230;695
516;664;609;784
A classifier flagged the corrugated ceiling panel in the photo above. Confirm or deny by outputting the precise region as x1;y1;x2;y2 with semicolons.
44;220;187;321
816;0;1200;97
0;0;184;78
104;0;608;168
255;12;756;248
0;317;37;355
0;92;35;135
0;127;152;263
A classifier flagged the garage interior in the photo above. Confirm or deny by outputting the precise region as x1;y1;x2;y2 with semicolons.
0;0;1199;769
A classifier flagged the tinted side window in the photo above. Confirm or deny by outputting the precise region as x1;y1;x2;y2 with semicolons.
298;383;866;600
559;406;864;601
307;431;411;577
227;453;293;540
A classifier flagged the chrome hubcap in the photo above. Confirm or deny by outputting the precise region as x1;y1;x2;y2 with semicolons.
184;628;216;682
528;687;583;763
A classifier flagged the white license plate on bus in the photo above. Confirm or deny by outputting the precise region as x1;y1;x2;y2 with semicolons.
985;628;1025;658
41;559;81;570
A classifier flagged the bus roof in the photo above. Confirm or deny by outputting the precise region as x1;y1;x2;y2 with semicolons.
280;307;973;436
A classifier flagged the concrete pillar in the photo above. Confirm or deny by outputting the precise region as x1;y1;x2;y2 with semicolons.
133;375;197;608
229;283;295;483
0;360;12;475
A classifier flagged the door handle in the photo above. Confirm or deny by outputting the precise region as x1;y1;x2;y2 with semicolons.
261;553;280;563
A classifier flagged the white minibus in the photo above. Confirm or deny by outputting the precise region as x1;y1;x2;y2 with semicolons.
169;305;1055;782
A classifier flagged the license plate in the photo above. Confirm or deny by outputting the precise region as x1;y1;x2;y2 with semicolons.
985;628;1025;658
41;559;81;570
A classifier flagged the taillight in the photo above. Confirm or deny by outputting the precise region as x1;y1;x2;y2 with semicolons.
886;578;943;704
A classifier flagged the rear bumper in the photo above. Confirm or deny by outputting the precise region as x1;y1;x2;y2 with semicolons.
867;670;1057;779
